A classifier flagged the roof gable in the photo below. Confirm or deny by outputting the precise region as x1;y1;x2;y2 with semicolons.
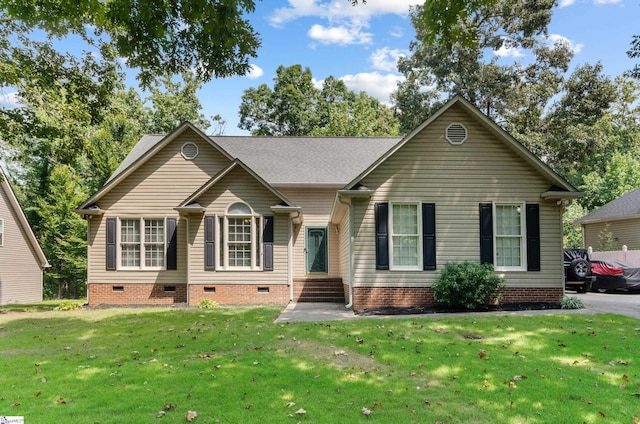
576;187;640;224
0;167;49;268
78;122;233;210
343;95;578;195
179;159;296;209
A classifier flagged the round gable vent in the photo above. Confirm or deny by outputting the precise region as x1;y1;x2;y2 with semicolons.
181;142;199;160
446;123;468;145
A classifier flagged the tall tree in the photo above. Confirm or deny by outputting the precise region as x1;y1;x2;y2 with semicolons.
147;73;211;134
239;65;399;136
0;0;260;86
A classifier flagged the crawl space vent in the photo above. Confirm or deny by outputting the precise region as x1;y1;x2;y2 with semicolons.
181;142;199;159
446;123;468;145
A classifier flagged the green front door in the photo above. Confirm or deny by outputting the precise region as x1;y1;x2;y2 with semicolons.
306;227;328;274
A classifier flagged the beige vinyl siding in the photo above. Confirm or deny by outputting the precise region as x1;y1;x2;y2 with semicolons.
0;186;43;305
189;165;288;285
279;188;340;278
337;207;351;287
89;129;230;284
583;219;640;250
352;104;564;289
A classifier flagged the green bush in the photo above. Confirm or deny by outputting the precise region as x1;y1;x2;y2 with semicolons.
198;299;219;309
432;261;505;310
561;296;585;310
54;301;83;311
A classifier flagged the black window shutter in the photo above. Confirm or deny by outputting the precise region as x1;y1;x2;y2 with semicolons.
106;217;117;271
479;203;494;265
263;215;274;271
375;202;389;270
422;203;436;270
526;204;541;271
166;218;177;270
204;216;215;270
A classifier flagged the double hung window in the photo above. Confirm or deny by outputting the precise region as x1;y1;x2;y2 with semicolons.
119;218;165;270
494;204;525;271
222;202;261;270
390;203;421;270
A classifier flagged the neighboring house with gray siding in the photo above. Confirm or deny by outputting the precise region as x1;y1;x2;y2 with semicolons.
575;187;640;250
75;96;580;310
0;166;49;305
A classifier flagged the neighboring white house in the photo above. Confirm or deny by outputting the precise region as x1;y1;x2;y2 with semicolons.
0;166;49;305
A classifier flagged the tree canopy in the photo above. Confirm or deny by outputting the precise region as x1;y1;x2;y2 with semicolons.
238;64;399;136
0;0;260;86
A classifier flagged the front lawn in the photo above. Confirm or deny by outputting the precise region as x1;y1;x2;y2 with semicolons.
0;306;638;423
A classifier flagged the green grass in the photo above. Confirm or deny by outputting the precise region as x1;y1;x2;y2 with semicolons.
1;306;639;423
0;299;85;313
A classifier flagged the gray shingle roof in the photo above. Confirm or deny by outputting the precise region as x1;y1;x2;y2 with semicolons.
214;136;401;186
108;134;401;187
575;187;640;224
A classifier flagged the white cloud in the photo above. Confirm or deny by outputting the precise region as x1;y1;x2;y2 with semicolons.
558;0;576;7
494;45;524;58
308;24;373;45
269;0;418;27
369;47;408;72
246;64;264;79
594;0;622;4
548;34;584;53
0;92;21;109
339;72;405;104
268;0;417;46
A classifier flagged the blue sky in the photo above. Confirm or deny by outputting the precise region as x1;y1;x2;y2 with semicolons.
0;0;638;135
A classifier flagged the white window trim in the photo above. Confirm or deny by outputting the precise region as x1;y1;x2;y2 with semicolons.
493;202;527;272
389;202;423;271
117;217;167;271
0;218;4;247
215;203;263;271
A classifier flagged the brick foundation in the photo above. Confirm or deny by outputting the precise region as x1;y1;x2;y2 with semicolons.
88;283;187;306
189;284;289;306
89;283;290;306
352;286;564;311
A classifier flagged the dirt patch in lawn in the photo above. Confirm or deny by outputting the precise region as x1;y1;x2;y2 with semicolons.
354;302;562;316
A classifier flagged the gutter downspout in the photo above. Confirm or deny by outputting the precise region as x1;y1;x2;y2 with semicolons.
338;194;353;309
289;211;301;301
186;215;190;305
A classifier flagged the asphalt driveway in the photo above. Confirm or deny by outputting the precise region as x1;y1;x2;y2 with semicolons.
573;291;640;319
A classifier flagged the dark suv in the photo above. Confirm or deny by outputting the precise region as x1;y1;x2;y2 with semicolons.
563;249;594;293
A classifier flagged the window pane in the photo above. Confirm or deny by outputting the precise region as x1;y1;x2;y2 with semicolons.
392;204;418;235
121;219;140;243
496;237;521;267
228;217;252;267
496;205;521;236
228;202;251;215
145;219;164;243
145;244;165;267
393;235;419;266
121;245;140;267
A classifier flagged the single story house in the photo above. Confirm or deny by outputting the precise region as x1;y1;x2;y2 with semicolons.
0;166;49;305
575;187;640;250
75;95;580;310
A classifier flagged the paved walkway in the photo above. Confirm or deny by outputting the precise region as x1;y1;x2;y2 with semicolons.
274;301;594;323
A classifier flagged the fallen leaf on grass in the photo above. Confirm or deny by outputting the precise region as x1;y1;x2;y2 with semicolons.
57;398;66;404
513;375;527;380
164;403;176;410
156;411;165;418
186;410;197;421
285;402;296;408
295;408;306;415
361;407;372;416
12;402;20;407
478;350;487;359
